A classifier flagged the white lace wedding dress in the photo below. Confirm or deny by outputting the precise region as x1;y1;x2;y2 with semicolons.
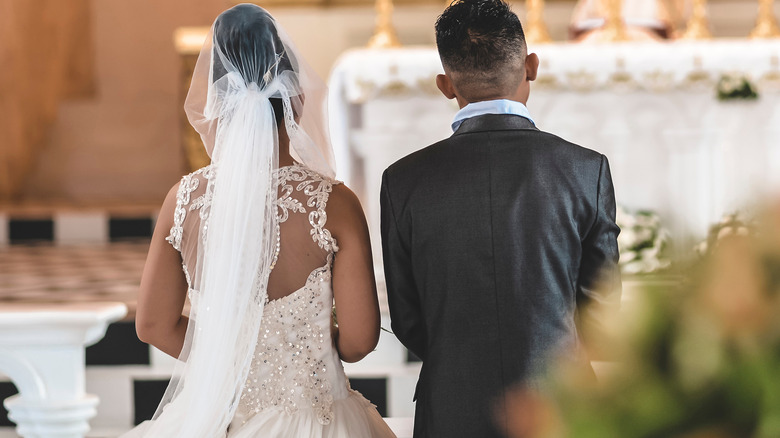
160;162;396;438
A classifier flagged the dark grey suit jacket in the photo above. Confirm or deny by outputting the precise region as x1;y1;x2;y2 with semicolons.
380;114;621;438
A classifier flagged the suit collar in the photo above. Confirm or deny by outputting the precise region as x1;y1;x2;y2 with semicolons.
453;114;538;136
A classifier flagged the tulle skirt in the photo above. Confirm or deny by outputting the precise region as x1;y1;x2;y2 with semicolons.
227;390;396;438
121;390;396;438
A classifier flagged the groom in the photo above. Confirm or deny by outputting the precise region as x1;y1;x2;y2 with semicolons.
380;0;621;436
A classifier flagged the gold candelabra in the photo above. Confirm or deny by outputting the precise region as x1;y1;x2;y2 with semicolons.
367;0;402;49
582;0;627;43
525;0;552;44
600;0;628;42
750;0;780;39
681;0;712;40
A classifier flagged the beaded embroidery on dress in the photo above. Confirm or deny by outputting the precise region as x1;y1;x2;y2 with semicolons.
165;163;395;438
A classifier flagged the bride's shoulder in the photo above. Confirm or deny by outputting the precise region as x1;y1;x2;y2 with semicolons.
324;183;367;235
161;164;215;211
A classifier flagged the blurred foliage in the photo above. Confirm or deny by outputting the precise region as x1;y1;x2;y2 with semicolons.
716;73;759;101
505;204;780;438
695;212;758;257
617;206;672;275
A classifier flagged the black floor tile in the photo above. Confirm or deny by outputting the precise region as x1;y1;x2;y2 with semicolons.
110;218;153;241
133;379;170;425
9;219;54;243
87;322;150;366
349;377;388;417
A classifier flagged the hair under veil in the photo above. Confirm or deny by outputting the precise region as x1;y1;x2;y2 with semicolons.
123;4;336;437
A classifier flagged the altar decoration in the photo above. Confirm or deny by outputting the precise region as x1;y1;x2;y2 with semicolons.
716;72;759;100
525;0;552;44
331;41;780;108
367;0;401;49
750;0;780;39
576;0;631;43
570;0;675;42
616;206;671;275
681;0;712;40
503;207;780;438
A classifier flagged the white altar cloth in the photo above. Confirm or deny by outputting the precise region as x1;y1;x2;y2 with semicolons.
328;40;780;256
0;302;127;438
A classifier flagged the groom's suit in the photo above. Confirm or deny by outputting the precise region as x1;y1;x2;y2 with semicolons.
381;114;621;438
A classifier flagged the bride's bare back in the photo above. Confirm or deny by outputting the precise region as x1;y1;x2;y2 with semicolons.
136;162;380;364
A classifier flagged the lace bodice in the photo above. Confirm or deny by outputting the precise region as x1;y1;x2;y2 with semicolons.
166;163;347;426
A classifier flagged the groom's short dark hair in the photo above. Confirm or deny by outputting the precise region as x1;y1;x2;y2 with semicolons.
435;0;526;96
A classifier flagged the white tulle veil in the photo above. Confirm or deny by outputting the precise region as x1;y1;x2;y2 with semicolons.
124;4;336;437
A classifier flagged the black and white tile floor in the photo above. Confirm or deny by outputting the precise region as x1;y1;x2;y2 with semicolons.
0;212;418;436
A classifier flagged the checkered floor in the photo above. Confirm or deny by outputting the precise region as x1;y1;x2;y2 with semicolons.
0;241;149;320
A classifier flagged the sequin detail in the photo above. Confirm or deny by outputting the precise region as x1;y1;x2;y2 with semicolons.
238;261;335;425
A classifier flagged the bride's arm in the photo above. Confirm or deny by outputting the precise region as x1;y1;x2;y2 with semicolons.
327;184;381;363
135;182;190;358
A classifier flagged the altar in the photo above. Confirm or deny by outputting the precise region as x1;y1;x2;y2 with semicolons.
328;39;780;261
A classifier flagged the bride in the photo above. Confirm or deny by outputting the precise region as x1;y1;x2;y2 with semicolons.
125;4;396;437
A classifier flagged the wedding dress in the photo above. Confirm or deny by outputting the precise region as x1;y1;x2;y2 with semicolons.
122;5;395;437
161;162;395;438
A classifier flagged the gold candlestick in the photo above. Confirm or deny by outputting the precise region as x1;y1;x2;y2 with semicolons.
681;0;712;40
525;0;552;44
750;0;780;39
601;0;628;42
367;0;402;49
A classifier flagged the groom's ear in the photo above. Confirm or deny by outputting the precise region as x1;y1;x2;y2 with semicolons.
436;74;457;100
525;53;539;82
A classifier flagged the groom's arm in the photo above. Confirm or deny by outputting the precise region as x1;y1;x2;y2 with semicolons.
380;169;427;361
577;155;622;356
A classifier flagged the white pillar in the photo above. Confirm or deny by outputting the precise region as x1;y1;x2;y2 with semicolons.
0;303;127;438
0;213;8;246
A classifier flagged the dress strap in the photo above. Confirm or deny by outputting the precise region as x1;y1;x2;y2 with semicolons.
308;180;340;253
166;174;196;251
165;165;214;252
275;164;341;254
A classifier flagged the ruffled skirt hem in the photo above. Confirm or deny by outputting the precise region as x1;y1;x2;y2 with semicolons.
227;390;396;438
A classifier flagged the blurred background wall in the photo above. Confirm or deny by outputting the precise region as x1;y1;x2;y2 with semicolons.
2;0;772;205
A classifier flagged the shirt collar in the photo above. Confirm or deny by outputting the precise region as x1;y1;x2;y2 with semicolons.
451;99;535;132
